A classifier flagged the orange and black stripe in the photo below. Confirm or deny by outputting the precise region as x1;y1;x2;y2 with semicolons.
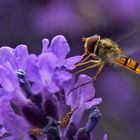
114;56;140;74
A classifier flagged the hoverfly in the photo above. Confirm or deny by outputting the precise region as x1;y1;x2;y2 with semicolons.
67;34;140;95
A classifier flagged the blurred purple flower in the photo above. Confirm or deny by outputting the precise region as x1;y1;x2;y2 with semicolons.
32;1;85;34
0;35;105;140
98;68;139;120
100;0;140;25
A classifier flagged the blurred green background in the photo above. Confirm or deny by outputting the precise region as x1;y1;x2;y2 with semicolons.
1;0;140;139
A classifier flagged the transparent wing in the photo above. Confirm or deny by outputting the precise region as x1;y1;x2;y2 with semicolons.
123;46;140;56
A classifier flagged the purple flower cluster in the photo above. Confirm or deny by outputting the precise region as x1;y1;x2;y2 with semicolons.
0;35;106;140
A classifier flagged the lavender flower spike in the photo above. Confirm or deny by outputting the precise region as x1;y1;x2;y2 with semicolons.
0;35;107;140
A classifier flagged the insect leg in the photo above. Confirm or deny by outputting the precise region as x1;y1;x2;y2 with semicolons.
92;61;106;80
67;62;105;96
60;107;78;128
78;53;97;64
75;60;101;67
74;62;101;74
77;54;91;65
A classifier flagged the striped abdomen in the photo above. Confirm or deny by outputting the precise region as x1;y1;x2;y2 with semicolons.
114;56;140;74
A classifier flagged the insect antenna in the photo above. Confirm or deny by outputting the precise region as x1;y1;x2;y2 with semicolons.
67;78;95;96
67;61;105;96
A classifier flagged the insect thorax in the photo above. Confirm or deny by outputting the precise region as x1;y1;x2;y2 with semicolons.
97;38;121;62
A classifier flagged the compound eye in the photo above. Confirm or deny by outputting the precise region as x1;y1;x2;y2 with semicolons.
87;35;100;53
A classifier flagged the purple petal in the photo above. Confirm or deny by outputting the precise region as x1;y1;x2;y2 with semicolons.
0;101;30;139
46;82;59;93
85;98;102;109
37;53;60;93
42;38;49;53
65;75;100;127
75;75;95;105
0;65;18;93
12;90;30;107
70;105;85;127
15;45;28;57
38;53;58;84
14;45;29;70
0;126;7;137
66;55;83;70
49;35;70;59
0;47;15;65
54;71;72;86
103;134;108;140
66;75;96;109
31;83;43;94
38;53;58;72
23;135;33;140
26;54;41;82
0;89;14;101
63;75;75;94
